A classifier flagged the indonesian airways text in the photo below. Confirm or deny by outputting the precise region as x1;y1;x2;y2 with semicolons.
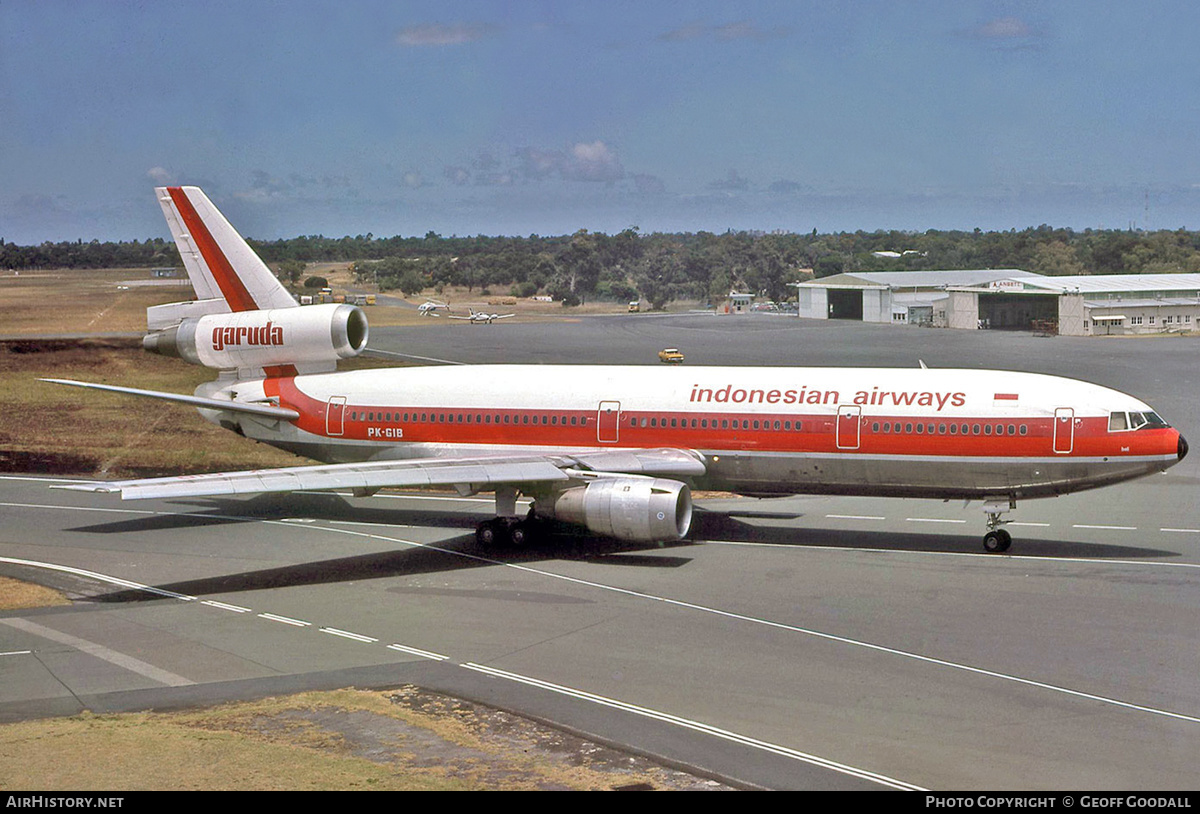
689;384;967;412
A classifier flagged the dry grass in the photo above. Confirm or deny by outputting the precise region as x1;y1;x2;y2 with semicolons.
0;339;308;477
0;688;722;791
0;576;70;610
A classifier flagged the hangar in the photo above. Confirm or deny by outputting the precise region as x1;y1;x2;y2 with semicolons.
794;271;1200;335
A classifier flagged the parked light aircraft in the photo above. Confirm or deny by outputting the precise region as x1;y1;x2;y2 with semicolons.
448;308;515;324
49;187;1188;553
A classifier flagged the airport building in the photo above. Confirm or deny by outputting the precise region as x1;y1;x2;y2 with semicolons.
794;270;1200;335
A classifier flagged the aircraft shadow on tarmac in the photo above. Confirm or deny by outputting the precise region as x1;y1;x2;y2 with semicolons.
689;510;1181;560
84;493;696;603
79;493;1182;603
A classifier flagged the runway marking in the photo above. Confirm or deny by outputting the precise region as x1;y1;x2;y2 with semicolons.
201;600;252;613
1073;524;1138;531
387;644;449;661
0;618;194;687
1161;528;1200;534
905;517;967;524
2;650;33;657
1008;522;1051;527
9;498;1200;771
320;627;378;643
825;514;885;521
462;662;925;791
257;613;311;627
366;348;467;365
0;556;194;600
303;525;1200;727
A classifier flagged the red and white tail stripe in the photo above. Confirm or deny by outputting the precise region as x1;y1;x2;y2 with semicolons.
156;186;297;313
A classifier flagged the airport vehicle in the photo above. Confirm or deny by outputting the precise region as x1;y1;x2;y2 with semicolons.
449;308;514;324
658;348;685;364
49;187;1188;553
417;300;448;316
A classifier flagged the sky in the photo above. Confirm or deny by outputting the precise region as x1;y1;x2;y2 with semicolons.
3;0;1200;243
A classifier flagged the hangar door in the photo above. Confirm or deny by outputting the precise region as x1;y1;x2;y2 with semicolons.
827;288;864;320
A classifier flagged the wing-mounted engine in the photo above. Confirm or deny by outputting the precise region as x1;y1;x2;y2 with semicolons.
542;477;693;542
143;303;369;372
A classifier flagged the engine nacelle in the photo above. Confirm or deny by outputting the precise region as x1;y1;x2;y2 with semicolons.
546;477;693;542
144;304;368;370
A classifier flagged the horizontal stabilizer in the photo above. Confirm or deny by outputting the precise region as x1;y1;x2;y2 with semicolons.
41;378;299;421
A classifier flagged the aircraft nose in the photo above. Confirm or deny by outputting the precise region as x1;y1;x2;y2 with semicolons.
1179;434;1189;461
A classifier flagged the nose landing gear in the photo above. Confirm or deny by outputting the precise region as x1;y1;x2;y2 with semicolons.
982;498;1015;553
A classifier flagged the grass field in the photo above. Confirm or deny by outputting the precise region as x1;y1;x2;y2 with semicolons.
0;687;718;791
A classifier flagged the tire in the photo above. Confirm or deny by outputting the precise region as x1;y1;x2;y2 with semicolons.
983;529;1012;553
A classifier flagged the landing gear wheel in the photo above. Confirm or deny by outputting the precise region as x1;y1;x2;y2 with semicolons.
983;528;1012;553
476;518;509;547
508;520;532;547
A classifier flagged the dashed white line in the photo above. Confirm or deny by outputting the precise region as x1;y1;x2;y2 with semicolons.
320;627;378;643
387;644;449;661
825;514;885;521
258;613;311;627
1073;524;1138;531
201;600;252;613
906;517;967;524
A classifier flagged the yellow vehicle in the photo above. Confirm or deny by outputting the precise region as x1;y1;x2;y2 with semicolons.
658;347;684;364
629;301;640;312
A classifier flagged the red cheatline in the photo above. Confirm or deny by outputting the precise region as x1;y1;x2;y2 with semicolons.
167;187;259;313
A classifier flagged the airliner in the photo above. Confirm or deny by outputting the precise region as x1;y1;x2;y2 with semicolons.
49;187;1188;553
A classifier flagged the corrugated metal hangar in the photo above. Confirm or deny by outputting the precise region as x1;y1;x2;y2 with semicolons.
794;271;1200;335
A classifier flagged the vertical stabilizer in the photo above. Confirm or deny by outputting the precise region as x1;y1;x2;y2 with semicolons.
156;186;297;312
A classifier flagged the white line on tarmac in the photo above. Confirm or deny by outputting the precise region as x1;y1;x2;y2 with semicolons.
462;662;925;791
0;618;194;687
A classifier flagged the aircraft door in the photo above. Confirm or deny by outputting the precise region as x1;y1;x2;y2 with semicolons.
597;401;621;444
836;405;861;450
327;396;347;436
1053;407;1074;453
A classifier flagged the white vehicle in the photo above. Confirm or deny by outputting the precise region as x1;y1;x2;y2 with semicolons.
50;187;1188;553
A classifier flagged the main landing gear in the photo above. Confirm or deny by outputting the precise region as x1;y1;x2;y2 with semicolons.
475;512;542;548
474;486;542;548
982;498;1015;553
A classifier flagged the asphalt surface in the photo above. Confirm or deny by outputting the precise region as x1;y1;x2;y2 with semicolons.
3;313;1200;790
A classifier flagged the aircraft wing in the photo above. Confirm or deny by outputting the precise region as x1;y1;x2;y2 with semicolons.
55;448;706;501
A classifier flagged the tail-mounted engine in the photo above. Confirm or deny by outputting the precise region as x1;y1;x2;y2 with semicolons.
143;303;369;371
545;477;693;542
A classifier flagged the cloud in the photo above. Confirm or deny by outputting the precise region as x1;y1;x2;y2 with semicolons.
768;179;807;195
565;141;624;183
633;174;667;195
708;169;751;192
659;20;789;43
972;17;1035;39
962;16;1044;48
147;167;173;184
513;141;625;184
396;23;499;47
444;165;471;186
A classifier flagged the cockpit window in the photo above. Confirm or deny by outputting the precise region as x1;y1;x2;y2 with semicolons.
1110;411;1170;432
